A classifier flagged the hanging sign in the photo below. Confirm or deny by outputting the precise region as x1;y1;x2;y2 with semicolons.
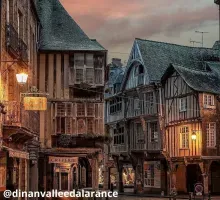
24;97;47;111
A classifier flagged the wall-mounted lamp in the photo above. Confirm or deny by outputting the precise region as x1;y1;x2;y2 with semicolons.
191;131;197;141
16;73;28;84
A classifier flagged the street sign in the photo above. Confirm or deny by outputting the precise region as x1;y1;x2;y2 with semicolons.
194;183;203;196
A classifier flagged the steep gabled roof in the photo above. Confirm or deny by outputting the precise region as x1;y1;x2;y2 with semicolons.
162;63;220;95
36;0;105;51
135;38;219;82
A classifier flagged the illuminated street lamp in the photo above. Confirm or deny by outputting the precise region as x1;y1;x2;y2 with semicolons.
191;131;197;141
16;73;28;84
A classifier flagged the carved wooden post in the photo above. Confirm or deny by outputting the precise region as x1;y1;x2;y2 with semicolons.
134;157;144;194
113;156;124;193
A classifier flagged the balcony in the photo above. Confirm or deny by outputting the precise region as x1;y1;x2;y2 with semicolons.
3;101;40;134
6;23;19;58
19;38;28;62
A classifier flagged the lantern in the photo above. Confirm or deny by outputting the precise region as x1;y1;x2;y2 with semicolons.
16;73;28;84
191;132;197;141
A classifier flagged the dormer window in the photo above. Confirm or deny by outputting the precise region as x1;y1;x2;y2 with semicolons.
134;65;144;76
204;94;215;108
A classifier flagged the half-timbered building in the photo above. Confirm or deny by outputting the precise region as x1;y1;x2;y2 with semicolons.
0;0;40;198
36;0;107;191
161;61;220;194
105;38;220;195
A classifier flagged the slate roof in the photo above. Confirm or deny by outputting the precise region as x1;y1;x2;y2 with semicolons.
135;38;220;82
36;0;105;51
162;62;220;94
213;41;220;50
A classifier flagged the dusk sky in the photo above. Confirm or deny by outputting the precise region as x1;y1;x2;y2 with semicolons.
60;0;219;63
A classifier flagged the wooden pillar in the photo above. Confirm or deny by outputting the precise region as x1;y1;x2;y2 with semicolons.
30;162;38;200
103;166;110;190
25;159;28;200
134;157;144;194
91;157;99;190
18;158;22;200
39;54;46;148
117;165;124;193
48;54;54;99
56;54;61;99
64;54;69;99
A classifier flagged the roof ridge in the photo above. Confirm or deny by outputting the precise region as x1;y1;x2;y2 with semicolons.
135;38;215;50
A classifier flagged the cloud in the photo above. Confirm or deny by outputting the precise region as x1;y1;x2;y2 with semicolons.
60;0;218;49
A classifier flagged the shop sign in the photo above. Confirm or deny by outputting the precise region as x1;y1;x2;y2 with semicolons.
9;150;29;159
24;97;47;111
49;156;78;164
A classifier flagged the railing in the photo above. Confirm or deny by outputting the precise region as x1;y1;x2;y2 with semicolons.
6;23;19;57
19;38;28;61
148;141;161;151
3;101;40;134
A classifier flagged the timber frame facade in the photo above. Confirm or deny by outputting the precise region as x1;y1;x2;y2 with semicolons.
105;38;220;195
36;0;107;192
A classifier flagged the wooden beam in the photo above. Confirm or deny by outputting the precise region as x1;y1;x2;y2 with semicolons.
56;54;62;98
48;54;54;99
64;54;69;99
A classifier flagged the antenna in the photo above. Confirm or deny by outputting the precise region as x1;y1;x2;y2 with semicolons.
189;39;202;47
195;31;209;47
214;0;220;41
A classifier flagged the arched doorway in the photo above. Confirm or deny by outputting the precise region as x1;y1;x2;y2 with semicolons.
186;164;202;192
78;158;92;188
210;161;220;194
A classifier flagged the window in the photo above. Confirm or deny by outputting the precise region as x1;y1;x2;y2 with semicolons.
56;103;72;134
136;123;144;144
204;94;215;108
7;0;14;23
150;122;158;142
144;164;154;187
110;97;122;114
75;69;84;83
18;10;24;39
145;92;154;114
77;103;85;116
113;127;124;145
180;126;189;149
179;97;187;112
207;123;216;148
75;53;84;67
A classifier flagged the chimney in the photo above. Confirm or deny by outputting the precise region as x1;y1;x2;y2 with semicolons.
112;58;122;67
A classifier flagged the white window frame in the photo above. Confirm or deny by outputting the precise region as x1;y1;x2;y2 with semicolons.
180;126;189;149
144;164;155;187
207;122;216;148
203;94;215;109
179;97;187;112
